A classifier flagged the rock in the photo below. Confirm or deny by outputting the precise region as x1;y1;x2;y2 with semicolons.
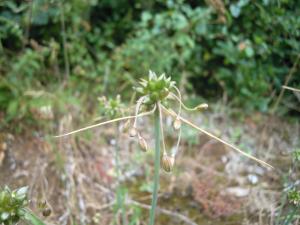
225;187;250;197
247;174;259;184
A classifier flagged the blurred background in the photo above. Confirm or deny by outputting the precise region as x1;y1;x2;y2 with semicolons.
0;0;299;224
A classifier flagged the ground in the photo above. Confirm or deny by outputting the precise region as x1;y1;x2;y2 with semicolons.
0;104;298;225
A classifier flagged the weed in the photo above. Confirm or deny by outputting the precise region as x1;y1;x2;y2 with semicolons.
55;70;273;224
0;186;46;225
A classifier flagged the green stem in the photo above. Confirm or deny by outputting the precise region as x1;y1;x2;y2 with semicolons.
114;123;127;225
149;106;161;225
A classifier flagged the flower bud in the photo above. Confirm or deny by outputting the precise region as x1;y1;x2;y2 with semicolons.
173;118;181;130
42;207;52;217
138;134;148;152
196;103;208;111
129;127;137;137
161;155;175;172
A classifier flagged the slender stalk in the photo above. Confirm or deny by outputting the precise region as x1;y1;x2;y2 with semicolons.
59;1;70;82
282;85;300;93
271;54;300;114
114;123;127;225
161;106;274;169
54;107;155;138
149;105;161;225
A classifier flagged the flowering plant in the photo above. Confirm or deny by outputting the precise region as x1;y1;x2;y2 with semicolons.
56;70;273;225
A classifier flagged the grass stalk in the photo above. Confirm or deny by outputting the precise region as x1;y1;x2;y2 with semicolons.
114;123;127;225
149;105;161;225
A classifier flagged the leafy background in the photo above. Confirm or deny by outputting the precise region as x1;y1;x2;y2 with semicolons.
0;0;299;124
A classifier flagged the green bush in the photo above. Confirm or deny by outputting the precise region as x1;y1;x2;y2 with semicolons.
0;0;299;127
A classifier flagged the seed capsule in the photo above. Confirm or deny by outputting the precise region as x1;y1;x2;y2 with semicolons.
161;155;175;172
129;127;137;137
138;134;148;152
42;207;52;217
173;118;181;130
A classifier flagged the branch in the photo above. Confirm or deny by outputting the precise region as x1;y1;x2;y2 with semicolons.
282;86;300;93
127;199;197;225
54;108;155;138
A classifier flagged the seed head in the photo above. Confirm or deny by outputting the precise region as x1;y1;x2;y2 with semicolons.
138;133;148;152
161;155;175;172
173;118;181;130
42;207;52;217
129;127;138;137
134;70;176;106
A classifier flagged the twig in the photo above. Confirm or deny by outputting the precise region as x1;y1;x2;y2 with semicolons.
282;86;300;93
59;1;70;82
54;108;155;137
127;199;197;225
91;179;197;225
271;54;300;114
86;201;115;211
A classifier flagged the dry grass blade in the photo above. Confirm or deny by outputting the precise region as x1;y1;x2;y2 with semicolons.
161;106;274;169
282;86;300;93
54;109;155;138
127;200;197;225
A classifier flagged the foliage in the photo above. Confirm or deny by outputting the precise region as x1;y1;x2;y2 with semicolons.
292;149;300;162
288;189;300;206
276;147;300;224
0;186;45;225
98;95;125;119
0;0;299;127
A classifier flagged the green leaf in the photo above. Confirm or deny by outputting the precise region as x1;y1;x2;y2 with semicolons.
230;5;241;18
23;210;46;225
16;186;28;197
245;46;254;57
7;100;19;118
1;212;10;220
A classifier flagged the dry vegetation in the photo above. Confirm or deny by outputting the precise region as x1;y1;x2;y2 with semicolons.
0;103;298;225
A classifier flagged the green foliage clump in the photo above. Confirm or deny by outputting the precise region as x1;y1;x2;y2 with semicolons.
98;95;125;119
288;189;300;206
0;186;28;224
292;149;300;162
0;186;45;225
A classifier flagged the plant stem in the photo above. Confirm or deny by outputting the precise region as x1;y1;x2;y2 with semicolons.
149;105;161;225
114;123;127;225
59;1;70;82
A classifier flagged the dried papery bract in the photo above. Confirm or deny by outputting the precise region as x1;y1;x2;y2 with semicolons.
138;133;148;152
161;155;175;172
173;118;181;130
129;127;138;137
54;70;273;225
42;207;52;217
121;119;130;133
